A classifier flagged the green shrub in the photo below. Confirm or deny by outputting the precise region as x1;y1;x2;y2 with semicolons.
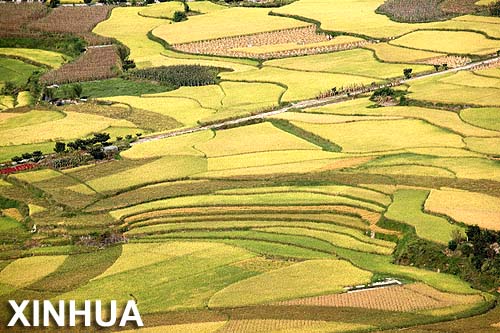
173;11;187;22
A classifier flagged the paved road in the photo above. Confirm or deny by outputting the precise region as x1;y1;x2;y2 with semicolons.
132;55;500;145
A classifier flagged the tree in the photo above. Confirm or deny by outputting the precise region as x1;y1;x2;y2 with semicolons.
73;84;83;98
173;11;187;22
22;152;33;160
370;87;395;101
93;132;110;144
433;64;440;72
32;150;43;162
89;144;105;160
49;0;60;8
489;0;500;16
11;156;22;163
403;68;413;79
54;141;66;154
84;0;92;4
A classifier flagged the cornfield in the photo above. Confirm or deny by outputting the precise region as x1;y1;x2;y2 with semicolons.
378;0;447;22
0;3;48;38
28;6;114;45
40;46;121;85
377;0;478;22
130;65;223;87
172;25;369;59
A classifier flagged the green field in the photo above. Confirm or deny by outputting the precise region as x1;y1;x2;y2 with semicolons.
385;189;464;244
0;57;40;86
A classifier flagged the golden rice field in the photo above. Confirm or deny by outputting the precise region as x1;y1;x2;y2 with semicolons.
152;7;309;44
265;48;432;78
274;0;500;38
194;122;320;157
0;255;67;288
0;111;136;146
460;107;500;131
407;73;500;106
139;1;185;19
101;95;213;127
364;43;445;63
122;130;213;159
390;31;500;55
221;66;375;102
302;101;499;137
0;48;68;68
81;155;207;193
464;137;500;155
208;260;372;308
292;118;464;153
425;188;500;230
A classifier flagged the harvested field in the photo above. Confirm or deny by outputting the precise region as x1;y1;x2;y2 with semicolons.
121;321;227;333
425;55;471;68
172;25;369;60
425;188;500;230
40;46;121;84
29;6;114;45
218;319;373;333
276;283;482;312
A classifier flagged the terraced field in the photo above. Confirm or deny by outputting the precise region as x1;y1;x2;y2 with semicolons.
0;0;499;332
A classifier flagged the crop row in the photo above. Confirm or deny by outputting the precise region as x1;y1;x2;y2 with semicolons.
276;283;482;312
40;46;121;85
28;6;114;45
0;3;48;38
